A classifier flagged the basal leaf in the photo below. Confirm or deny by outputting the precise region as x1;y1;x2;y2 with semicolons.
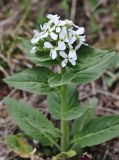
4;67;54;94
4;97;59;147
53;150;76;160
5;134;35;158
72;115;119;148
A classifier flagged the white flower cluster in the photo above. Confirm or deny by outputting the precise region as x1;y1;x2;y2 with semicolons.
31;14;87;67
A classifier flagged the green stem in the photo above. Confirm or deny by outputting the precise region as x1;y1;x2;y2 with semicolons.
61;84;69;152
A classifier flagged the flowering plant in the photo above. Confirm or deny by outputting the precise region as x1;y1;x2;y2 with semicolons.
3;14;119;159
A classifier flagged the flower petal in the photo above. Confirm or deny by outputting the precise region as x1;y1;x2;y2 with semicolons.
59;26;67;39
69;58;76;66
76;27;85;35
65;20;73;25
70;36;76;44
50;26;56;32
44;42;53;48
47;14;59;20
33;30;39;34
50;50;57;59
61;59;68;67
47;14;60;25
30;46;36;54
68;49;77;60
42;32;48;38
80;35;86;42
59;51;67;58
58;41;66;50
75;43;81;50
50;32;58;40
31;36;40;44
56;27;61;33
59;20;66;26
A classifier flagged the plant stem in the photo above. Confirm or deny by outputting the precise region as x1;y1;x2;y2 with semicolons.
61;84;69;152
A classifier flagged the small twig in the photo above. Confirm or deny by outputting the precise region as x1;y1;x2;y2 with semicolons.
0;66;9;77
0;2;31;77
101;75;108;91
96;89;119;100
102;147;109;160
12;1;31;37
98;106;119;115
91;82;96;95
70;0;77;22
106;70;118;81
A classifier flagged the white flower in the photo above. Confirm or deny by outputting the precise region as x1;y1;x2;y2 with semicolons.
65;20;73;25
58;41;66;50
75;35;86;50
44;42;57;59
69;49;77;60
31;30;41;44
44;42;53;49
69;36;76;44
40;23;50;32
42;26;58;40
59;50;77;67
56;27;61;33
30;46;37;54
47;14;60;25
76;27;85;35
44;40;66;60
59;20;66;26
31;14;87;67
59;26;67;40
50;32;58;40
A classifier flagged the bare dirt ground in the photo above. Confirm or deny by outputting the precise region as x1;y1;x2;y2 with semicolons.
1;0;119;159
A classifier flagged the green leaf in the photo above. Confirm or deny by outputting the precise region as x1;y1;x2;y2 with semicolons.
72;46;116;84
48;85;81;120
72;115;119;148
4;97;60;147
53;150;76;160
48;45;116;87
47;92;61;119
5;134;35;158
4;67;54;94
72;100;96;136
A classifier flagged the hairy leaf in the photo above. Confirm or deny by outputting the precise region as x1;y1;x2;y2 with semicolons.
48;45;116;87
4;67;54;94
4;97;60;147
72;115;119;147
72;100;96;136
